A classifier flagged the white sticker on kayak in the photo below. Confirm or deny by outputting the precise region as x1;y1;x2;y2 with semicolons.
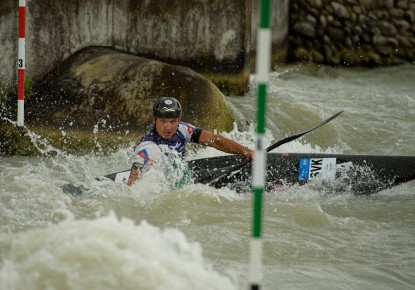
114;171;131;184
298;158;337;181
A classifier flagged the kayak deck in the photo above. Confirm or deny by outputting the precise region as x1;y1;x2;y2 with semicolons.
189;153;415;194
62;153;415;196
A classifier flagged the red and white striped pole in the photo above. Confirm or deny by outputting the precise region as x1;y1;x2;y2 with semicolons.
17;0;26;128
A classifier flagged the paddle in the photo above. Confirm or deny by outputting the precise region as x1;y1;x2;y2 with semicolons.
195;110;344;185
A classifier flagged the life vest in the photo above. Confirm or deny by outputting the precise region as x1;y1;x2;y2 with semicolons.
130;122;202;168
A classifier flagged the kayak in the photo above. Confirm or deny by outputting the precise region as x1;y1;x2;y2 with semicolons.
61;112;414;196
101;153;415;195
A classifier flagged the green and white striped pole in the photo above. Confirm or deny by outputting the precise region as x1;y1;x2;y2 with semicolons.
249;0;271;289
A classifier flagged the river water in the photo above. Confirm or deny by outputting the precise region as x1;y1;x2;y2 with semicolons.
1;63;414;290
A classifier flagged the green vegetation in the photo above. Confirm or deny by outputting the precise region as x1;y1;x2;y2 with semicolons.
202;72;249;96
24;77;34;99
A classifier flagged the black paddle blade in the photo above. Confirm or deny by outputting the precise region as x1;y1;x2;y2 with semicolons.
60;183;103;197
266;110;343;153
194;110;344;185
60;184;92;196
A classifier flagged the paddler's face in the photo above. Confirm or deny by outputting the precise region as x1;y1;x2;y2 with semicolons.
155;117;180;140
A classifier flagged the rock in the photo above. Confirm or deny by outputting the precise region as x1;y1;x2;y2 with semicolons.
373;35;387;46
396;35;411;47
368;12;377;20
396;0;408;9
323;45;333;60
352;35;361;43
390;8;405;18
308;0;323;8
0;122;39;155
362;33;372;43
367;51;382;63
358;14;369;24
326;26;345;41
386;37;399;47
404;11;414;23
331;2;350;19
293;47;312;61
352;5;362;14
311;49;325;62
374;10;385;20
353;26;363;34
14;47;235;154
376;44;394;55
292;21;316;38
359;0;385;9
340;49;361;65
350;12;357;22
306;14;317;24
393;19;411;30
384;0;395;9
379;21;397;36
369;26;381;35
319;15;327;27
345;37;353;47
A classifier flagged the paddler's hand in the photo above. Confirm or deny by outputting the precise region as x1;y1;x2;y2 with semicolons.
127;168;139;186
243;149;255;160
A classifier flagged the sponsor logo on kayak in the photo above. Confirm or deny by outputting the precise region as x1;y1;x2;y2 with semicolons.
298;158;337;181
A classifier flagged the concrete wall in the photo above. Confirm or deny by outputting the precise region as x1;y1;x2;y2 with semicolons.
0;1;17;89
251;0;290;64
3;0;414;95
0;0;251;90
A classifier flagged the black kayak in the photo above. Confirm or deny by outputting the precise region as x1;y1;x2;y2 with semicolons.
61;111;415;195
99;153;415;195
190;153;415;194
61;112;414;195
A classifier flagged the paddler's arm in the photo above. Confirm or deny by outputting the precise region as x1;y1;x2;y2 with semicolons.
198;129;254;159
127;164;141;186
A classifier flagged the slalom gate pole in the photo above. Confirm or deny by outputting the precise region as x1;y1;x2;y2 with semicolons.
17;0;26;129
249;0;271;289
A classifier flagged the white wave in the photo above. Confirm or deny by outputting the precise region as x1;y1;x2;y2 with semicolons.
0;212;236;290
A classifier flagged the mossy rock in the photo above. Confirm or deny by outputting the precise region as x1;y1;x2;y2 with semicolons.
294;47;312;62
0;121;37;155
0;119;142;155
339;49;361;66
202;72;250;96
311;49;325;63
3;47;235;155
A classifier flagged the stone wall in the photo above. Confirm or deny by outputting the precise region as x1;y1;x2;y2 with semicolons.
289;0;415;65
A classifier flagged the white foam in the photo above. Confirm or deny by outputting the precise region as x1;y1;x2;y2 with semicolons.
0;213;236;290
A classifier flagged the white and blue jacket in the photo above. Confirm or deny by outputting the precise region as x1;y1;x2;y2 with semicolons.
130;122;202;170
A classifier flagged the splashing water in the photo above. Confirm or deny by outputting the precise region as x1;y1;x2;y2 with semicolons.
0;213;236;290
1;64;414;290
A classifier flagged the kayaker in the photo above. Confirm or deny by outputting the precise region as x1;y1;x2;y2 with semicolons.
127;97;254;186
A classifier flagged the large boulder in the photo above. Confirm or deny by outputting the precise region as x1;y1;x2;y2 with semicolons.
1;47;235;155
